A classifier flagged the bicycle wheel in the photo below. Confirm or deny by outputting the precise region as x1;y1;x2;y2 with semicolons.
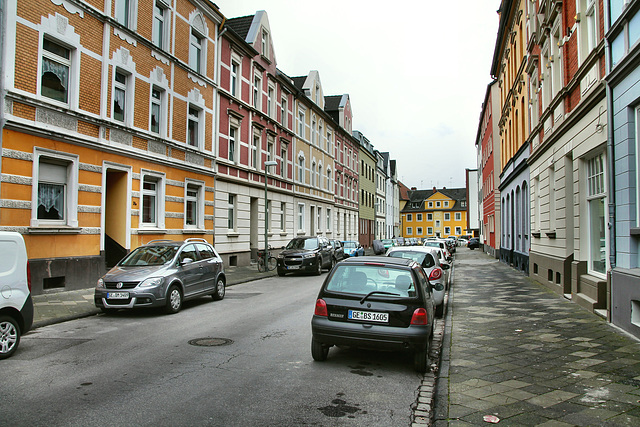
257;258;266;272
267;256;277;271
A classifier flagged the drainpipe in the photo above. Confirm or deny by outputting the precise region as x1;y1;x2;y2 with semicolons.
606;84;616;270
0;0;6;222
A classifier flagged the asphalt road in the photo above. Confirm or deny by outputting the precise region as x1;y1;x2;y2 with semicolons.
3;272;425;426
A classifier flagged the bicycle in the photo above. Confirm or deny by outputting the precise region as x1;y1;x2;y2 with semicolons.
257;246;277;272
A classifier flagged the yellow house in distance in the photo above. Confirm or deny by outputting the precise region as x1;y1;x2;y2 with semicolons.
401;187;468;239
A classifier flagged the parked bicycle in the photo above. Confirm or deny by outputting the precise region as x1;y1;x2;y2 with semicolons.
257;246;277;272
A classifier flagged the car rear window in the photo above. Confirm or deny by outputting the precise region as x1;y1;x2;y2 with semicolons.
120;245;179;266
388;251;435;268
343;242;356;248
325;265;417;298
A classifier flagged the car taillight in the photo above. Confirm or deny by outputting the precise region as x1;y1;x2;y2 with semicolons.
429;268;442;281
27;260;32;292
314;299;328;317
410;308;428;325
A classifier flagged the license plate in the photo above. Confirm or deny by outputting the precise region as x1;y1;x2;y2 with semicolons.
348;310;389;323
107;292;129;299
287;265;300;270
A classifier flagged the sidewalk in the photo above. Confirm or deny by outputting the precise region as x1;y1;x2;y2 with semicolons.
433;249;640;426
31;264;277;329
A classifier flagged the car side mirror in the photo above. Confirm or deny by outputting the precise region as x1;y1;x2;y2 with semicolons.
180;258;194;265
441;264;450;270
431;282;444;292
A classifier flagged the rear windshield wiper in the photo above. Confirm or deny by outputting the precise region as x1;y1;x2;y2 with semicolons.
360;291;400;304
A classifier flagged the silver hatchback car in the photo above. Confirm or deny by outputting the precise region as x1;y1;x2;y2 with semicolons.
94;238;226;314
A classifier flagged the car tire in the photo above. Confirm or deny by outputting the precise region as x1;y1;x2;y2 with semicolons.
164;285;183;314
277;267;286;277
311;338;329;361
414;340;431;373
212;278;225;301
435;302;445;318
99;306;117;315
315;258;322;275
0;315;20;360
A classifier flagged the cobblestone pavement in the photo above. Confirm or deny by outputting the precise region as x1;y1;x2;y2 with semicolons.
432;249;640;426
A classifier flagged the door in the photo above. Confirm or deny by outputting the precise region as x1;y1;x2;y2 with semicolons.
104;170;129;268
177;244;202;296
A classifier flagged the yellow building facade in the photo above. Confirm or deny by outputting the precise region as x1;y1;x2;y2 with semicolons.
401;188;468;239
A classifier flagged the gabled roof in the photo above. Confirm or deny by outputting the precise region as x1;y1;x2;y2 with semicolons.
401;187;467;212
226;15;254;39
291;76;306;90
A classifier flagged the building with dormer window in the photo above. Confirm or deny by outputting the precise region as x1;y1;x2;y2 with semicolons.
401;187;468;239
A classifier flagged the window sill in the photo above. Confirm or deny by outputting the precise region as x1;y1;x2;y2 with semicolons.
531;231;541;238
137;228;168;234
182;229;205;234
28;226;81;234
227;232;240;237
631;227;640;236
279;232;288;237
545;231;557;239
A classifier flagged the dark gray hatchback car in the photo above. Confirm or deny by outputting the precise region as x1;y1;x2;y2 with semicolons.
94;238;226;314
311;256;436;372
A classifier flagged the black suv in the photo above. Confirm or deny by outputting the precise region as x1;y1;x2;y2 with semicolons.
311;256;436;372
277;236;334;276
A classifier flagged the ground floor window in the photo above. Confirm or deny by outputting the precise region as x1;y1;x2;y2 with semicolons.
587;153;607;275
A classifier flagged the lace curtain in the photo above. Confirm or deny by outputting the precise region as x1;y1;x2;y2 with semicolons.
38;183;64;220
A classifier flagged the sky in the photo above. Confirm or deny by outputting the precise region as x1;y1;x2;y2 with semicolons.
216;0;501;190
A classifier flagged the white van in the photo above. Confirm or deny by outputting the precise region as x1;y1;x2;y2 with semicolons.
0;231;33;359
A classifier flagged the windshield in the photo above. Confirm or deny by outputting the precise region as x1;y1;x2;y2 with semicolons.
325;265;416;298
286;238;318;250
343;242;356;249
119;245;179;266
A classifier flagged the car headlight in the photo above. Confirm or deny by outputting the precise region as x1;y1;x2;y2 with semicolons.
138;277;164;288
97;278;105;288
302;253;315;259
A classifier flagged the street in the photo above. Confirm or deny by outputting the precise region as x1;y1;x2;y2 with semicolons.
3;272;424;426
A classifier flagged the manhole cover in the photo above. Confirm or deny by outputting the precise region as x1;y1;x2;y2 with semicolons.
188;338;233;347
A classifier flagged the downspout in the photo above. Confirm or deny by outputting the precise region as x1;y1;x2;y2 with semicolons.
604;40;616;271
0;0;6;222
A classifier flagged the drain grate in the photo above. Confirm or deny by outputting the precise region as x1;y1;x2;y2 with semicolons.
188;338;233;347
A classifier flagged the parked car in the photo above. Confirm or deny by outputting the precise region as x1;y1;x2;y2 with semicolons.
423;240;453;263
311;256;436;372
381;239;395;251
0;232;33;359
467;237;481;250
94;238;226;314
330;240;346;263
386;246;448;317
341;240;364;257
277;236;334;276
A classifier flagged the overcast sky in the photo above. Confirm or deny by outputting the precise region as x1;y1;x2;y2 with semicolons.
217;1;501;190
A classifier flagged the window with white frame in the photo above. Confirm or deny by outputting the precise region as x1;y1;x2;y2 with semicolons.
455;212;461;221
427;227;433;235
229;126;237;162
152;1;167;49
417;227;423;235
261;29;269;58
317;207;322;232
406;227;413;235
445;213;450;221
326;131;332;152
579;0;598;64
319;122;324;149
281;97;287;127
326;169;331;191
326;208;331;231
444;226;450;235
455;226;462;235
298;157;304;183
112;70;128;123
266;200;271;232
318;165;323;190
280;202;286;231
252;134;260;169
185;182;204;229
312;118;317;145
187;105;202;148
150;87;163;134
115;0;137;29
298;111;305;137
435;220;441;228
253;75;261;109
267;86;274;118
417;213;423;221
141;172;165;228
280;146;287;178
407;213;412;221
436;201;441;207
189;28;204;74
444;201;449;207
298;203;305;231
34;151;78;227
228;194;236;230
587;153;607;275
427;213;433;221
41;39;72;104
428;201;433;208
231;60;239;97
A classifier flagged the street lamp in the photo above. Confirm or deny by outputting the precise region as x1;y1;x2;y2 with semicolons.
264;160;278;258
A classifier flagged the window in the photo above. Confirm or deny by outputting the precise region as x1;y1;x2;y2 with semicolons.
298;204;305;231
228;194;236;230
326;131;332;152
298;111;305;136
253;76;261;109
280;202;286;231
281;97;287;127
185;182;203;229
444;201;449;207
231;61;239;97
187;106;201;147
115;0;136;28
37;161;66;222
407;227;413;235
252;135;259;169
326;208;331;231
152;1;167;49
427;227;433;235
312;118;317;145
455;212;462;221
587;153;607;275
455;226;462;235
298;157;304;183
317;207;322;232
444;227;450;235
189;29;204;73
417;214;423;221
435;220;441;228
445;213;450;221
427;213;433;221
280;147;287;178
150;87;162;134
436;201;441;207
141;173;165;228
41;39;71;104
267;86;274;118
407;213;412;221
261;30;269;57
229;127;237;162
113;70;127;122
266;200;271;232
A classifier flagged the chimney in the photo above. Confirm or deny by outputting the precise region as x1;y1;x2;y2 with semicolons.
411;187;417;191
433;187;436;192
